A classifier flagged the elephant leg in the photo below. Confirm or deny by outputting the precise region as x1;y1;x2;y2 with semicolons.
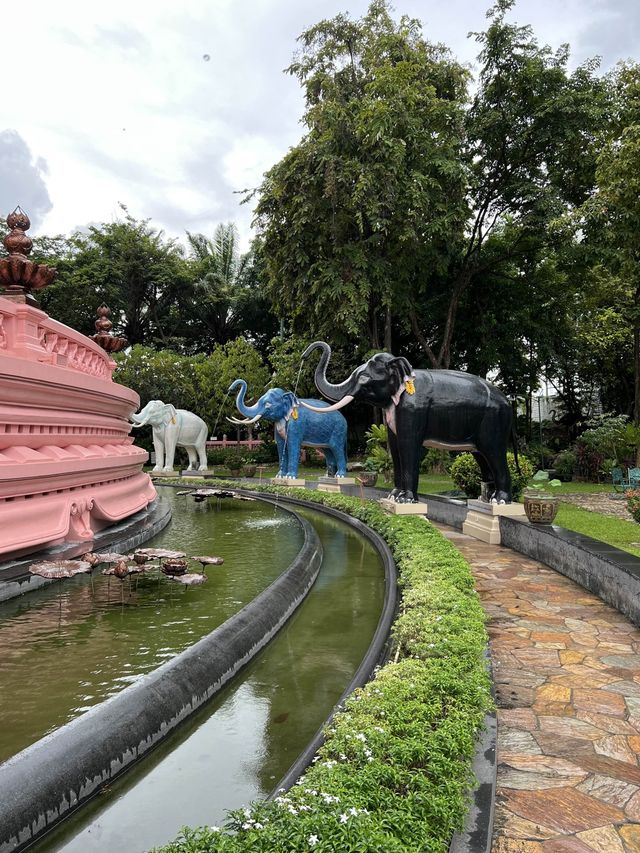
476;418;512;503
328;438;348;477
197;436;208;471
186;447;198;471
389;410;423;503
274;429;286;478
163;430;177;472
323;448;337;477
152;430;164;472
473;452;495;503
284;429;302;478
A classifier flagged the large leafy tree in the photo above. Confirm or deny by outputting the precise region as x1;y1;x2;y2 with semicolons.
254;0;610;378
40;207;191;346
253;0;469;351
580;63;640;456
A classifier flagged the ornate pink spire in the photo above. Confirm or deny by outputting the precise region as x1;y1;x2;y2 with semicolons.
91;304;128;353
0;206;57;302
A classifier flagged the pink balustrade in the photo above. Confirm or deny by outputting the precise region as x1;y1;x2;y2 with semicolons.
0;296;156;558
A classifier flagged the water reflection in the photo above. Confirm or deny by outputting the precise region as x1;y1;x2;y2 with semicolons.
35;507;385;853
0;492;302;763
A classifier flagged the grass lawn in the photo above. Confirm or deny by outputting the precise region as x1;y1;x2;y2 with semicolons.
554;503;640;558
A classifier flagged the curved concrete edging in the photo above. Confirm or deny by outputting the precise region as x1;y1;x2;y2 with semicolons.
0;499;322;853
230;491;399;794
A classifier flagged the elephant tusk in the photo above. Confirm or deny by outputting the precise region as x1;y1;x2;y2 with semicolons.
226;415;262;425
298;396;354;413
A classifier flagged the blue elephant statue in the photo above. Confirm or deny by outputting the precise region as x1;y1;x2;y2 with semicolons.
228;380;348;479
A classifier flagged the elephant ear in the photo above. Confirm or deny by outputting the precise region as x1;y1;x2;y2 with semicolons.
389;357;414;393
282;391;297;418
161;403;178;425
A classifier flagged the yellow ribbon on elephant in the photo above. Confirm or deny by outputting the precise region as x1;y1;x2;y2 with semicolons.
291;407;299;420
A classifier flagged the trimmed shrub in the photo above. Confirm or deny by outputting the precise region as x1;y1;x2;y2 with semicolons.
449;452;532;500
626;490;640;523
154;484;492;853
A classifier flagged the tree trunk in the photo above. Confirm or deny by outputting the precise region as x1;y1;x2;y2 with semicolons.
384;306;392;352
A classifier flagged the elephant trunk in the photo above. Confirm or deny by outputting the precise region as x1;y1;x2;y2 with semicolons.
130;411;148;427
301;341;357;402
228;378;264;417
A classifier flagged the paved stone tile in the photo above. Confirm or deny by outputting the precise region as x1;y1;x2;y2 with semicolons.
431;522;640;853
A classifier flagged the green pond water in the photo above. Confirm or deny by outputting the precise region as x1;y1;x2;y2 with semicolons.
0;491;302;763
1;489;385;853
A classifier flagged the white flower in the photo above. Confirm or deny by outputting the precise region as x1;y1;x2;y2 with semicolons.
242;822;252;830
374;726;385;733
288;806;298;815
340;813;349;823
308;835;319;847
254;822;264;830
355;733;367;742
349;807;358;816
243;808;252;818
209;826;220;833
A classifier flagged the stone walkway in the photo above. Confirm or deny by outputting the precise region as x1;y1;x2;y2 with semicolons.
559;492;630;521
435;524;640;853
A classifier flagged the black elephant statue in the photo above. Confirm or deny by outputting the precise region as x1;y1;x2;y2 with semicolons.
300;341;515;504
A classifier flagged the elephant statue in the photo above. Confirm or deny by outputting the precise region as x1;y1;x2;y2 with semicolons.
130;401;208;473
300;341;515;504
227;380;348;479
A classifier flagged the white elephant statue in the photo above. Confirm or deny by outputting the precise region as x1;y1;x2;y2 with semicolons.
130;401;208;473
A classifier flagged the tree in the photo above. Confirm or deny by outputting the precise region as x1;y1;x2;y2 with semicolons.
581;63;640;459
255;0;610;376
253;0;468;351
39;207;191;346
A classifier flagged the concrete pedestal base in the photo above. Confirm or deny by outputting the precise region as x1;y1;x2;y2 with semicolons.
379;498;429;515
181;470;210;479
151;470;179;478
271;477;306;487
317;477;357;492
463;499;527;544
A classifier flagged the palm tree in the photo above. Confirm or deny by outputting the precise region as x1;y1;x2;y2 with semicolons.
185;223;250;345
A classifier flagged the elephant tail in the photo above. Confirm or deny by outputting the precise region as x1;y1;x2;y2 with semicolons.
511;419;521;474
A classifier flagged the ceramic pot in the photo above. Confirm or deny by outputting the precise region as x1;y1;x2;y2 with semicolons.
242;465;256;478
523;494;559;524
356;471;378;487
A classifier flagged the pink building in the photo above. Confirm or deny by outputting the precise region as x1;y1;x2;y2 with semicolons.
0;210;156;559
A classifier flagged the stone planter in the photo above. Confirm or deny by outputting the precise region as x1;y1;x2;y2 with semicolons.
226;467;242;478
523;494;559;524
242;465;256;478
356;471;378;487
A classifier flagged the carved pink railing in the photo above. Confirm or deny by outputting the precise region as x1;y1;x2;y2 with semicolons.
0;298;114;380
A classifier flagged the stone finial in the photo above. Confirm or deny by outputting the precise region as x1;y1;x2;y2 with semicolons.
91;304;128;353
0;206;57;303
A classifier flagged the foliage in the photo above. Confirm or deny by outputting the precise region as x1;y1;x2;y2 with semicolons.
184;226;279;353
253;0;468;350
364;423;392;482
154;487;491;853
420;448;451;474
626;490;640;524
553;450;576;482
525;470;562;494
224;450;245;470
449;452;533;500
39;207;191;347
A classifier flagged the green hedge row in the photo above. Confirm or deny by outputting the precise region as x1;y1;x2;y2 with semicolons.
154;486;492;853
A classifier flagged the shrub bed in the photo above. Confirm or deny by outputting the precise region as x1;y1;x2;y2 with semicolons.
154;485;492;853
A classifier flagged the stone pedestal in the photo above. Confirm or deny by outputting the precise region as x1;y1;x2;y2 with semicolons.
181;470;210;479
271;477;306;487
317;476;357;493
151;470;179;478
463;499;527;545
379;498;429;516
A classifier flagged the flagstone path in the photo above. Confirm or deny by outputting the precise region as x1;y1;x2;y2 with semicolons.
434;524;640;853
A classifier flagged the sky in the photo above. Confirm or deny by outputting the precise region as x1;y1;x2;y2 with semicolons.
1;0;639;251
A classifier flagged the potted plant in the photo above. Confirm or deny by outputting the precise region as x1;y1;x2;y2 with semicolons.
224;451;244;476
523;470;562;524
357;458;379;488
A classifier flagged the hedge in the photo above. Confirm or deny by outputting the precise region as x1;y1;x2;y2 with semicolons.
153;485;492;853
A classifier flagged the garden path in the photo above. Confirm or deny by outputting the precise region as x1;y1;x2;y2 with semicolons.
558;492;630;521
434;523;640;853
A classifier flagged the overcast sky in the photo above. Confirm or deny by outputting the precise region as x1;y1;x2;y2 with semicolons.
1;0;638;249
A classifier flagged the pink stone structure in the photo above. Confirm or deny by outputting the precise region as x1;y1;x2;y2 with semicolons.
0;296;157;558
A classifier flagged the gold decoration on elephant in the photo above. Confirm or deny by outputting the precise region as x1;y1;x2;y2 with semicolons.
405;379;415;395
